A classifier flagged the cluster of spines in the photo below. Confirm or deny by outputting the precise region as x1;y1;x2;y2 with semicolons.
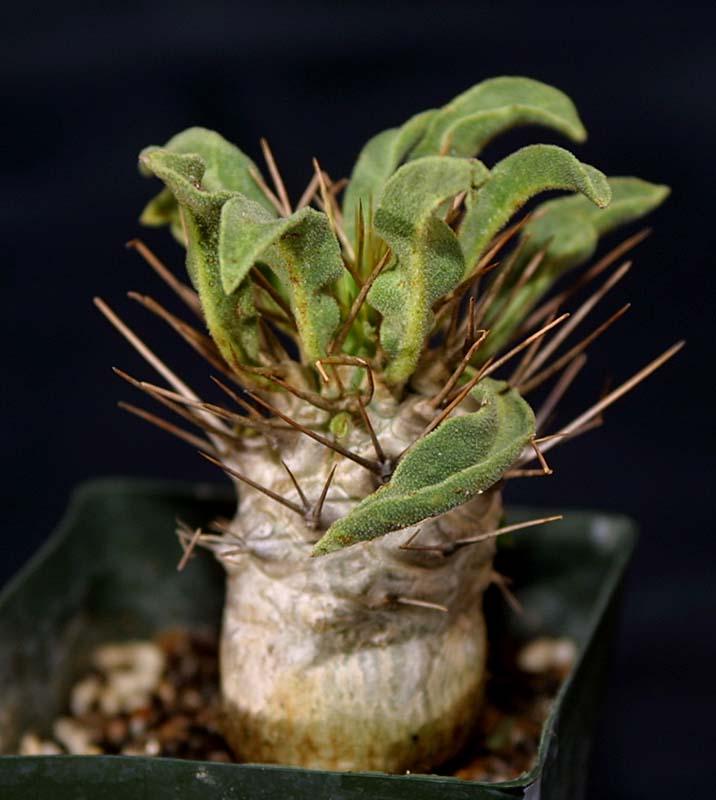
96;76;682;561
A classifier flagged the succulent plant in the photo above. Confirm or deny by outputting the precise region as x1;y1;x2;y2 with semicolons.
97;76;680;773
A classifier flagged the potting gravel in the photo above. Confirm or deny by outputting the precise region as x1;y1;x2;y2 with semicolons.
17;627;574;781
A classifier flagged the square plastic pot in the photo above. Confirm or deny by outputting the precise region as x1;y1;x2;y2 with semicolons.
0;478;635;799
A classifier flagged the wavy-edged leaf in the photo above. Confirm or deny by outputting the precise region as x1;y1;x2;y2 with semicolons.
342;77;585;243
341;109;435;244
140;127;275;241
139;147;261;368
459;144;612;275
411;76;586;160
367;156;490;385
480;177;670;355
313;378;535;555
219;199;344;361
520;176;670;267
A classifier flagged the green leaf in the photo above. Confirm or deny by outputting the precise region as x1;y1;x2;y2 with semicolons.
410;76;587;159
341;109;436;243
459;144;612;274
481;177;670;356
219;199;344;361
140;127;275;242
312;378;535;555
367;156;490;385
139;147;261;368
341;77;585;244
522;176;670;262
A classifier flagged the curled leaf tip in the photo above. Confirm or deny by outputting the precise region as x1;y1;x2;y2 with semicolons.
412;76;588;159
479;175;670;356
459;144;612;272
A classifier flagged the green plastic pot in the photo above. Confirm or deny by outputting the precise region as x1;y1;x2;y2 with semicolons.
0;479;635;799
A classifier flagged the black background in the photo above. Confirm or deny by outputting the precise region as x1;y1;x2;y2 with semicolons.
3;2;715;796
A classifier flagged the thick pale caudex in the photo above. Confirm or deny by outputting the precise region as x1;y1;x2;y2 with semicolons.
102;76;676;774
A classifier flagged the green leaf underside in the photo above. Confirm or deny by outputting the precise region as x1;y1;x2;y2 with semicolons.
139;147;261;367
481;177;670;356
367;157;490;385
411;76;587;160
341;110;436;243
139;187;184;242
459;144;612;275
140;127;275;241
519;176;670;269
313;379;535;556
219;199;344;361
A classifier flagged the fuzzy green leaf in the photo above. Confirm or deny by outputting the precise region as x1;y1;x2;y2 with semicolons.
140;127;275;241
520;176;670;266
459;144;612;275
481;177;670;356
219;199;344;361
341;110;436;243
411;76;587;160
367;156;490;385
313;378;535;555
139;147;261;368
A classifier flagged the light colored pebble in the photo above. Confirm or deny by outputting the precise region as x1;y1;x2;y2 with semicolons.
517;637;577;674
70;675;102;716
108;671;154;712
144;738;161;756
94;641;165;679
19;732;62;756
98;686;121;716
93;641;165;714
53;717;101;755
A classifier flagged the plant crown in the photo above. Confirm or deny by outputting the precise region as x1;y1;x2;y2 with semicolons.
138;76;668;554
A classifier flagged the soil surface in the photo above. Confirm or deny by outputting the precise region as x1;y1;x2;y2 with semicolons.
18;627;575;783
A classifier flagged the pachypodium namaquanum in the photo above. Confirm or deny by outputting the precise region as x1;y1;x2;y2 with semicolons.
98;76;680;773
